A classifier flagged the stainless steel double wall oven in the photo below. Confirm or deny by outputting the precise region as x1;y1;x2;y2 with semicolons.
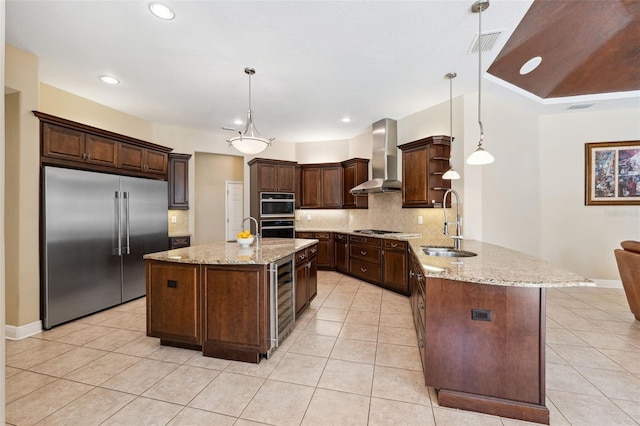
259;192;295;238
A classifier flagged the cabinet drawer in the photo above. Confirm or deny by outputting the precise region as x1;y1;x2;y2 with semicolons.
383;239;407;250
350;258;381;282
350;243;381;262
349;235;381;246
295;249;308;263
296;232;314;239
334;233;348;242
314;232;331;239
308;244;318;258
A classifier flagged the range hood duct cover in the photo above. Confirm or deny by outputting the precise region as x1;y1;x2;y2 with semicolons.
350;118;401;195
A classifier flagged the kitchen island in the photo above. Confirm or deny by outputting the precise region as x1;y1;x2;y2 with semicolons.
406;237;592;425
144;238;318;363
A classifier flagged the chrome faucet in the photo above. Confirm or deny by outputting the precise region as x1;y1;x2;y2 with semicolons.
242;216;260;249
442;189;463;250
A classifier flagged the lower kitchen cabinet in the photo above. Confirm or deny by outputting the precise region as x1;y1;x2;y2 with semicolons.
296;231;333;269
294;244;318;317
334;233;349;273
348;235;382;283
146;261;201;347
381;239;409;295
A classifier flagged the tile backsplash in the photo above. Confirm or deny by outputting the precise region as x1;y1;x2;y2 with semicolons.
296;192;455;236
168;210;190;236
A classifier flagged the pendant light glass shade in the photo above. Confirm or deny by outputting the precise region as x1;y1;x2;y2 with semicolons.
443;72;460;180
466;0;494;166
227;68;274;155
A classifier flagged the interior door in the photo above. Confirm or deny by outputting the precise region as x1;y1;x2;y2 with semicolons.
120;176;168;302
226;181;244;240
42;167;122;328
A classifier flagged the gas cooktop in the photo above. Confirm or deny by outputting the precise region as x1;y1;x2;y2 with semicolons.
353;229;401;235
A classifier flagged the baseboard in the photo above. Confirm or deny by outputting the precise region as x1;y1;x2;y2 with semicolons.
592;279;623;288
5;321;42;340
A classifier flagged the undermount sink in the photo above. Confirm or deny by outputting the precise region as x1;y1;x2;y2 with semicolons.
422;246;477;258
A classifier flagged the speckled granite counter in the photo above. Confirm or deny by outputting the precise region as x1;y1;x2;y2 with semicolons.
144;238;318;265
408;237;593;288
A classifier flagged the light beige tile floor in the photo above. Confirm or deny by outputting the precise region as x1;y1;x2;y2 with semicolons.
5;271;640;425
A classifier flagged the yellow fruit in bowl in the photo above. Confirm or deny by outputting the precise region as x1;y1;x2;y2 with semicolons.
237;230;253;239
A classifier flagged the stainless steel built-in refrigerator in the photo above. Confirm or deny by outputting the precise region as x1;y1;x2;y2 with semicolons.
42;166;168;329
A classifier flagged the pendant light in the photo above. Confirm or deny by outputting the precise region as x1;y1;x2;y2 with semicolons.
466;0;495;165
443;72;460;180
227;67;274;155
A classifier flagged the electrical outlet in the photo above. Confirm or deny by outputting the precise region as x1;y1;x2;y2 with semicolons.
171;216;177;223
306;214;312;221
417;216;423;225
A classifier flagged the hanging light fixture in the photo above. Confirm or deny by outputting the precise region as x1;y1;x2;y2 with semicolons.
227;67;274;155
443;72;460;180
466;0;495;165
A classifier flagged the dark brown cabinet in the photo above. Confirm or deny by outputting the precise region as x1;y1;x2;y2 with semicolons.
399;135;452;208
36;112;172;180
168;153;191;209
146;261;201;347
381;239;409;295
300;163;343;208
294;244;318;317
348;235;382;283
341;158;369;209
248;158;296;193
334;233;349;273
202;264;269;363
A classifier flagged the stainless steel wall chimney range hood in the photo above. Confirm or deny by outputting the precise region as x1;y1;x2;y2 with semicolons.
350;118;401;195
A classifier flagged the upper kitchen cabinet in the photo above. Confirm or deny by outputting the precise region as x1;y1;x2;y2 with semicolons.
341;158;369;209
248;158;297;193
399;135;452;208
300;163;343;208
168;153;192;210
36;111;173;180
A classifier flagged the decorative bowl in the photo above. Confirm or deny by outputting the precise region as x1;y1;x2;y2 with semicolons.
237;236;255;248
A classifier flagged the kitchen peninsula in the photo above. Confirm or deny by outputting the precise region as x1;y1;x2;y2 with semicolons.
144;238;318;363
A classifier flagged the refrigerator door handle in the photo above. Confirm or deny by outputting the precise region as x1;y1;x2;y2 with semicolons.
124;191;131;255
115;191;122;256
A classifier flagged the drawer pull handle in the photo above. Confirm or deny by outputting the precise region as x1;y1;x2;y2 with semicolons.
390;243;398;247
360;250;367;255
360;267;367;272
299;253;305;260
418;340;425;349
418;301;424;310
310;248;317;253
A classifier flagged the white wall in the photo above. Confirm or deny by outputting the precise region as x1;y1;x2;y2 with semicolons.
1;0;7;417
539;108;640;280
295;139;349;163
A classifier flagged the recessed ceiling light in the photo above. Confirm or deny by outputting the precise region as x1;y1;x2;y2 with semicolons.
341;117;352;123
520;56;542;75
149;2;175;20
233;119;243;126
99;75;120;85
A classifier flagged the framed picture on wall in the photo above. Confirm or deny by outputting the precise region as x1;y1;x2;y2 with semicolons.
585;140;640;205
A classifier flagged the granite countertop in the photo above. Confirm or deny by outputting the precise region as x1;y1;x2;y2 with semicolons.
144;238;318;265
296;228;423;239
408;237;593;288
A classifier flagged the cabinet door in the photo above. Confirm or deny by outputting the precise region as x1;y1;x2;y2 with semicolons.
295;262;308;316
257;163;278;192
42;123;86;162
120;143;146;172
402;147;428;207
169;154;190;209
301;167;321;207
146;261;201;345
342;163;357;208
146;149;168;175
321;166;343;208
276;164;295;192
307;255;318;303
85;134;119;168
334;234;349;273
314;233;333;269
382;248;408;294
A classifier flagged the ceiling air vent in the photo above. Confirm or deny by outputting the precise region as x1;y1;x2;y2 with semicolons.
468;30;503;54
567;103;595;110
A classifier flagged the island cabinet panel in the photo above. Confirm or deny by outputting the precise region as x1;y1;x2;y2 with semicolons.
202;265;269;363
399;135;451;208
381;239;409;295
334;233;349;273
146;261;201;348
297;231;333;269
294;244;318;317
424;277;548;424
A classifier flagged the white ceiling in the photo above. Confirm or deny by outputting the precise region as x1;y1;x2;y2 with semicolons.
6;0;638;143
